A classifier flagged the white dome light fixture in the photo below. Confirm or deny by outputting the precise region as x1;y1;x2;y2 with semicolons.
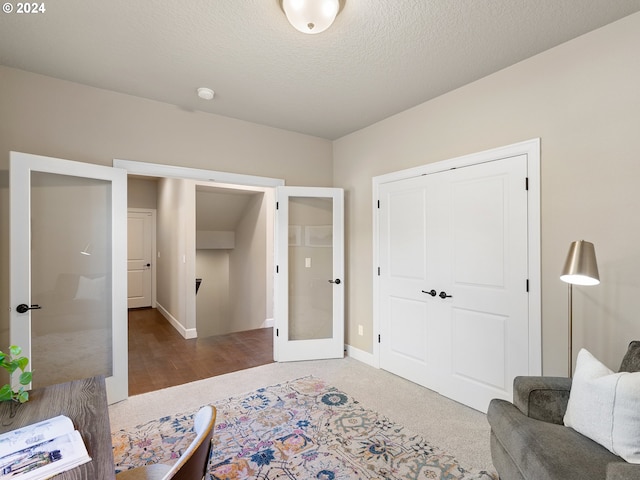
197;87;215;100
281;0;341;35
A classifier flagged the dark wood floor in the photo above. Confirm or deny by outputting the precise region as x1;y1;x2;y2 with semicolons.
128;308;274;396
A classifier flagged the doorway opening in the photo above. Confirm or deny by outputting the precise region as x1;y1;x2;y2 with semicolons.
118;159;284;394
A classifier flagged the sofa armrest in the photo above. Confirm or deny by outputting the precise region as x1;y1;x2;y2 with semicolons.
607;462;640;480
513;376;572;425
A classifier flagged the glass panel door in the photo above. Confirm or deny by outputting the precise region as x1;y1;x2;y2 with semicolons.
274;187;344;361
30;172;113;387
288;196;334;341
10;152;128;403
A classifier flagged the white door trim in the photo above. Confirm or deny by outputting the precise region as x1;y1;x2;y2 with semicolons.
113;159;285;188
372;138;541;374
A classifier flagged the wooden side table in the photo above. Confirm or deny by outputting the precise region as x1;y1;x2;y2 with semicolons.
0;376;115;479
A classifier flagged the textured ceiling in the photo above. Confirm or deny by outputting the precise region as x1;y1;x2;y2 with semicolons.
1;0;639;139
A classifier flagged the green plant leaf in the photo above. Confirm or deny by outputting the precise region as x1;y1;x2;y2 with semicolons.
0;385;13;402
18;371;32;385
15;390;29;403
0;352;6;363
16;357;28;371
9;345;22;356
4;361;18;375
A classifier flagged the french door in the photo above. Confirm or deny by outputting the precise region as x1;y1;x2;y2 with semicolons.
9;152;128;403
274;187;344;361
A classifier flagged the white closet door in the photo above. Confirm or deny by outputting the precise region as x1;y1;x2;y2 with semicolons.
437;155;529;412
378;154;529;413
378;176;441;390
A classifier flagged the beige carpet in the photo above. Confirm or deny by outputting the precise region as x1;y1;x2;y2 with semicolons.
109;357;496;475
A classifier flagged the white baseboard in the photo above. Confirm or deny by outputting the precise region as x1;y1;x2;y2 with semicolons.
156;302;197;339
262;318;274;328
345;344;377;368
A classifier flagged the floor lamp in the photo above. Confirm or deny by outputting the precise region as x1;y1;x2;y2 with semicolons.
560;240;600;377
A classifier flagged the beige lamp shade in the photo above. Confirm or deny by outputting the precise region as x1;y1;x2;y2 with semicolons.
560;240;600;286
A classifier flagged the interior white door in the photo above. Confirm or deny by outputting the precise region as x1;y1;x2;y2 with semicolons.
9;152;128;404
274;187;344;361
437;155;529;412
379;155;529;412
127;210;153;308
378;176;442;390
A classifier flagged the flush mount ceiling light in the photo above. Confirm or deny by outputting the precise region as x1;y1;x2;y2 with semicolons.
280;0;343;34
197;87;215;100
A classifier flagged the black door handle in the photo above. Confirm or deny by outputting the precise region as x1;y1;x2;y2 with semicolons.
16;304;42;314
422;289;437;297
439;291;452;299
145;263;151;267
328;279;341;284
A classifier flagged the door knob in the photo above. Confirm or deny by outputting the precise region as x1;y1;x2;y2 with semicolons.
16;304;42;314
439;291;452;299
328;279;341;284
145;263;151;267
422;289;437;297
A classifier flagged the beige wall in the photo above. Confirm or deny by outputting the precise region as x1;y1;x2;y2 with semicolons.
334;12;640;374
195;250;231;337
128;177;158;210
156;177;193;333
0;66;333;182
2;13;640;376
229;193;270;332
0;66;333;340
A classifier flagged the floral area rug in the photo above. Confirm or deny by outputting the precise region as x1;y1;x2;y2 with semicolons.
112;376;496;479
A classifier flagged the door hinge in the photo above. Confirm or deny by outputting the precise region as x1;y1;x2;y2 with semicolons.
525;177;529;190
377;200;380;209
276;201;279;210
526;279;529;292
378;334;381;343
377;267;380;276
276;265;279;273
276;328;279;337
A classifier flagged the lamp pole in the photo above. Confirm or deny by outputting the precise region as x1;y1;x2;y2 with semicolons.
568;283;573;377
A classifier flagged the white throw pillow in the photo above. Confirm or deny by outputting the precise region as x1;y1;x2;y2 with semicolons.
564;348;640;463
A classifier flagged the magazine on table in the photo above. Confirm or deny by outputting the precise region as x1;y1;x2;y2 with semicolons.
0;414;91;479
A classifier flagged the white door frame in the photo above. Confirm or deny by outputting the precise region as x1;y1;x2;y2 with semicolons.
372;138;542;374
113;160;284;188
127;208;157;308
113;159;284;339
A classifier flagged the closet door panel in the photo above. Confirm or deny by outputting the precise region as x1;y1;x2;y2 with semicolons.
379;177;440;389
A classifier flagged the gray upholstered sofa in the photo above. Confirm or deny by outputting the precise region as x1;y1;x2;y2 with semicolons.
487;341;640;480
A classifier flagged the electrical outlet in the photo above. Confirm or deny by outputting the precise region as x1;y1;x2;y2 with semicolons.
358;325;364;336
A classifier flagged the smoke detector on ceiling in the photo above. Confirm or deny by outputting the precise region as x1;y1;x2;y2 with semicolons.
197;87;215;100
